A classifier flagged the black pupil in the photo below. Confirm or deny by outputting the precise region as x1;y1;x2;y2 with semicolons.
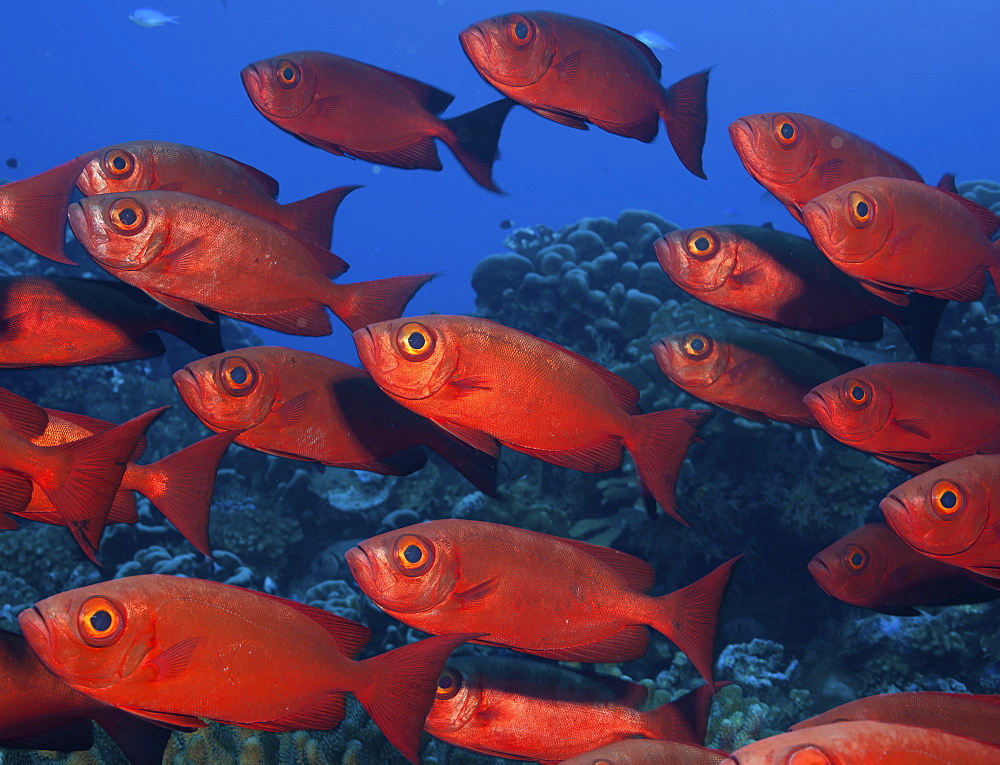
779;122;794;140
514;21;528;39
694;236;710;252
856;201;870;218
403;544;422;564
439;673;455;690
90;610;112;632
119;207;138;226
230;365;248;385
408;332;426;350
850;552;863;567
850;386;865;401
690;337;705;352
282;67;294;81
940;491;957;509
112;156;127;171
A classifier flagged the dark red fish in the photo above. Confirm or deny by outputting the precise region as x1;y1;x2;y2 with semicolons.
802;176;1000;305
728;113;922;223
172;346;497;495
804;363;1000;473
460;11;709;178
0;276;223;368
354;315;708;522
558;738;728;764
424;656;721;764
651;327;862;427
654;224;945;362
241;51;514;191
68;190;432;336
346;518;738;687
808;522;999;614
77;140;360;250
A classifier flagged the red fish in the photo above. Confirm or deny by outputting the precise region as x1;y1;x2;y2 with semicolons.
241;51;514;191
653;224;944;362
68;190;433;336
0;391;161;562
18;574;475;764
804;363;1000;473
346;518;738;688
354;315;708;522
808;522;999;614
0;276;223;368
172;346;498;495
77;139;360;250
558;738;727;764
424;656;721;764
651;327;862;427
728;113;922;223
0;150;99;264
801;176;1000;305
460;11;709;178
0;628;175;762
722;720;1000;764
880;455;1000;578
791;691;1000;747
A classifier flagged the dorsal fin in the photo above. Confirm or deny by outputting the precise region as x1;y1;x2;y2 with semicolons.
0;388;48;438
217;152;281;198
384;70;455;115
533;335;640;413
936;364;1000;398
602;24;662;77
939;188;1000;238
248;588;371;658
559;536;656;592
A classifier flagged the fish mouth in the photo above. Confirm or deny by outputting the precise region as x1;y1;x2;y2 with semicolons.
802;390;828;419
67;202;107;248
458;25;489;63
17;605;53;657
806;558;833;592
352;327;377;370
801;201;839;254
76;164;102;196
171;366;201;403
344;545;372;583
879;493;915;537
240;65;263;102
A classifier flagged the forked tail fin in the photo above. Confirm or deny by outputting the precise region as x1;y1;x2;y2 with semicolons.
325;273;436;333
442;98;516;192
660;69;711;179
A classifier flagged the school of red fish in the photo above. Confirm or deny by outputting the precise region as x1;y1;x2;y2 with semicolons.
2;9;1000;765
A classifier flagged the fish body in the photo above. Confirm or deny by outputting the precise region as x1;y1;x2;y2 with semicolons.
129;9;179;27
729;112;922;223
353;314;708;522
804;363;1000;473
241;51;513;191
67;190;432;336
808;522;999;614
18;575;473;764
346;518;737;687
558;738;727;764
0;276;223;368
172;346;497;494
424;656;718;763
653;224;944;361
802;176;1000;304
460;11;709;178
651;327;862;427
77;140;359;250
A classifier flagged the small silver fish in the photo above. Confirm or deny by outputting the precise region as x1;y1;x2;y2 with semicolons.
634;28;677;51
129;8;181;27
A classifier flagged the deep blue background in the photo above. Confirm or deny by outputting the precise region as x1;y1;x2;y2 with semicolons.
6;1;998;361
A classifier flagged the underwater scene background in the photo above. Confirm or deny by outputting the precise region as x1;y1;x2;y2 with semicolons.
3;0;1000;763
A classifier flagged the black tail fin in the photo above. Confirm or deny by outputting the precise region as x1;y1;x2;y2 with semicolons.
659;69;711;179
885;292;949;362
442;98;516;192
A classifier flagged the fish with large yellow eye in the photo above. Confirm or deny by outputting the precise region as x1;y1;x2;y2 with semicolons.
803;362;1000;474
653;224;945;362
558;738;728;765
651;327;862;427
802;176;1000;305
880;454;1000;580
353;314;709;522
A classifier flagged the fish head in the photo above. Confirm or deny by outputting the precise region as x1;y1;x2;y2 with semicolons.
808;523;892;608
173;349;278;431
345;523;461;615
459;13;556;89
803;371;892;444
424;659;484;735
728;112;819;187
880;459;992;557
67;192;169;272
650;331;730;390
654;227;738;293
78;141;158;196
802;180;893;267
241;52;318;121
18;579;156;695
353;316;461;402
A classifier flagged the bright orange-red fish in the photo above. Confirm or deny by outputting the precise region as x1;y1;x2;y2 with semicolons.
729;112;922;223
460;11;709;178
0;628;174;761
68;190;432;336
0;276;223;368
77;140;359;250
173;346;497;495
424;656;721;764
722;720;1000;764
241;51;514;191
802;176;1000;305
880;455;1000;579
346;519;738;688
804;363;1000;473
558;738;727;764
19;575;475;764
808;522;999;614
354;315;708;522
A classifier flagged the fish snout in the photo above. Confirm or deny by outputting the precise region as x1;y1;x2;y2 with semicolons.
458;24;490;63
801;201;833;244
67;202;104;249
18;605;53;657
806;557;833;592
879;493;914;533
352;326;378;369
171;366;202;402
240;65;263;101
344;545;374;585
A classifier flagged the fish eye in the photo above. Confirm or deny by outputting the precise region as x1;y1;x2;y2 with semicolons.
843;543;868;572
507;14;534;46
392;534;435;576
773;115;799;146
395;322;436;362
219;356;258;397
848;191;874;228
275;59;301;88
841;378;871;409
77;596;125;647
107;198;146;234
682;332;713;358
685;229;718;259
435;668;463;700
930;480;965;518
101;149;136;179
